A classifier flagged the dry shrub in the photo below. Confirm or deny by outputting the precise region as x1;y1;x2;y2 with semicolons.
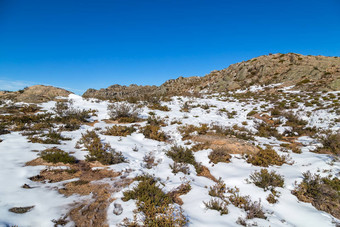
28;130;71;144
228;188;266;220
246;147;287;167
209;178;226;199
143;152;160;169
78;130;125;165
203;198;229;215
141;125;168;141
292;171;340;219
177;124;209;140
314;132;340;155
169;162;190;175
103;125;136;137
107;102;141;123
249;169;284;191
122;175;188;226
208;148;232;164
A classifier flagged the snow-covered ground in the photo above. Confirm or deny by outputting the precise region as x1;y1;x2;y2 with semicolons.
0;87;339;227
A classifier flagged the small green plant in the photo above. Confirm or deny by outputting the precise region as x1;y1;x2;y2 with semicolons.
122;175;188;226
39;147;76;164
166;145;202;174
79;130;125;165
249;169;284;191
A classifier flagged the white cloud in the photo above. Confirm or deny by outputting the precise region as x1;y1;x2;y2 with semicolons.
0;79;34;91
0;79;85;94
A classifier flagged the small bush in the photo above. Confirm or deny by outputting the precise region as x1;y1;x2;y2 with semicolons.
79;130;125;165
249;169;284;191
143;152;160;169
141;125;168;141
107;102;141;123
169;162;190;175
39;147;76;164
122;175;188;226
208;148;232;164
204;198;229;215
28;130;71;144
147;116;166;126
292;171;340;219
148;103;170;111
209;178;226;199
256;122;282;140
166;146;202;174
103;125;136;137
315;132;340;155
246;147;287;167
228;189;266;219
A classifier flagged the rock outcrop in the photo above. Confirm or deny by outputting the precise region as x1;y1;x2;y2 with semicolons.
82;53;340;100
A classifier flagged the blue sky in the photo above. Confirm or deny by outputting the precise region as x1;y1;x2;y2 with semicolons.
1;0;339;94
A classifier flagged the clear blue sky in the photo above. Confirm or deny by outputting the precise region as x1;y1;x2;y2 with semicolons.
1;0;339;94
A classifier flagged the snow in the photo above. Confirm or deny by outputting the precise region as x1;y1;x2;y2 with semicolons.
0;87;339;226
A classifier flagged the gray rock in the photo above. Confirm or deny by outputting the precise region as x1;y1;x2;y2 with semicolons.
113;203;123;215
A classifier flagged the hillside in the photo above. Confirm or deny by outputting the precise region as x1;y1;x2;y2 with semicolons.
0;82;339;226
83;53;340;100
0;85;72;103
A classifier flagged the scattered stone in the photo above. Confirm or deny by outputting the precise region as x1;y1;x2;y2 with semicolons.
113;203;123;215
22;183;32;189
9;206;35;214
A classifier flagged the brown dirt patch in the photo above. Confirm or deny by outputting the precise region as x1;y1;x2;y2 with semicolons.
197;165;218;182
27;160;131;226
253;113;274;124
192;134;259;155
85;120;99;127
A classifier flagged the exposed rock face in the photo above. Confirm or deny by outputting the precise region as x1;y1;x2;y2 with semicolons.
0;85;72;103
202;53;340;92
83;84;157;100
82;53;340;100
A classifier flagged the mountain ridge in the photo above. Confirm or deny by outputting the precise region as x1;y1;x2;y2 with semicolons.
82;53;340;100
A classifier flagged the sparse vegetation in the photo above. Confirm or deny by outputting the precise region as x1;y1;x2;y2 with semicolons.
102;125;136;137
166;145;203;174
39;147;76;164
78;130;125;165
208;148;231;164
246;147;288;167
315;132;340;155
141;125;168;141
122;175;188;226
204;198;229;215
107;102;141;123
292;171;340;219
249;169;284;191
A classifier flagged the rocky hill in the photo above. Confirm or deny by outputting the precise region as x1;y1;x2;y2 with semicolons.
0;85;72;103
83;53;340;100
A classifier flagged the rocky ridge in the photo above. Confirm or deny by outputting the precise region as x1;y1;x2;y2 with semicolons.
82;53;340;100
